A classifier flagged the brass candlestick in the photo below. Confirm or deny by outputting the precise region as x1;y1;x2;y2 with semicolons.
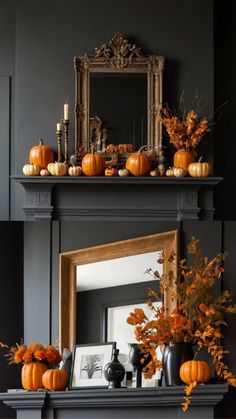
62;119;69;164
56;129;63;162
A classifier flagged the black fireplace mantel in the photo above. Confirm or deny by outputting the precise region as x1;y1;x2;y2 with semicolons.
0;384;229;419
13;175;222;221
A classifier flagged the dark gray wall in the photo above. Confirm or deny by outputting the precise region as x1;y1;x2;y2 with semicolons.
9;0;214;219
0;222;23;418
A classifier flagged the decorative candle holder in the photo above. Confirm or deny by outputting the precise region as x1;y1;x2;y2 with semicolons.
62;119;69;164
56;129;63;162
128;343;151;388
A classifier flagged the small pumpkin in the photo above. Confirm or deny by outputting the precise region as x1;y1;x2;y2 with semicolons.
82;153;105;176
68;165;83;176
173;149;196;170
157;163;166;176
173;167;187;177
166;167;174;177
118;168;129;177
150;168;160;177
29;139;54;169
42;369;69;391
105;167;118;176
47;162;68;176
188;157;212;177
125;146;151;176
40;169;50;176
180;360;212;384
21;362;48;391
23;163;40;176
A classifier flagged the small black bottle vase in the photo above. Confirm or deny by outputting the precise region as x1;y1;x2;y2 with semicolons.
104;348;125;388
162;342;193;386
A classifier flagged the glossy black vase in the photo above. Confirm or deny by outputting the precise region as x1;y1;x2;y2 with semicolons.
162;342;193;386
128;343;151;388
104;348;125;388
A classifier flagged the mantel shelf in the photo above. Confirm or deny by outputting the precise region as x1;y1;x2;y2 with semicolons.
12;175;223;221
0;384;229;419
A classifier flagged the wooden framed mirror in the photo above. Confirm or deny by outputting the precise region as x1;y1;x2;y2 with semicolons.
74;33;164;156
59;230;179;351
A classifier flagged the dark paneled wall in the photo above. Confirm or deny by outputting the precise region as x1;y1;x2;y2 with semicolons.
9;0;214;219
0;222;23;418
214;0;236;219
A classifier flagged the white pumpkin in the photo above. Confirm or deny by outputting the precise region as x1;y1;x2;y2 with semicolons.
68;166;83;176
173;167;187;177
23;163;40;176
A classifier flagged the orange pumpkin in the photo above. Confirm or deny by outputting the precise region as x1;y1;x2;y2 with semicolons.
105;167;118;176
125;146;151;176
29;139;54;169
173;149;196;170
42;369;69;391
82;153;105;176
21;362;48;390
179;360;211;384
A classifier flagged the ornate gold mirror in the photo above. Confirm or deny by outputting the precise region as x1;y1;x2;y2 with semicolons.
74;33;164;156
59;230;179;351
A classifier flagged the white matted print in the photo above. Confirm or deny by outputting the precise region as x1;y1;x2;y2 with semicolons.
70;343;115;388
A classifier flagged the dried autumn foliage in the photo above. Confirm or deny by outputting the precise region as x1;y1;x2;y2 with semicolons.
127;237;236;411
159;107;210;150
0;341;61;367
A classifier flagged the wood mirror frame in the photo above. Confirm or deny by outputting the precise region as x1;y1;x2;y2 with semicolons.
74;33;164;154
59;230;179;351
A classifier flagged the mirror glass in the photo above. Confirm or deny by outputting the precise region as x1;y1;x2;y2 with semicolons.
90;73;147;149
59;230;178;352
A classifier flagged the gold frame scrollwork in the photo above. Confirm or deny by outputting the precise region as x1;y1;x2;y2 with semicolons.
74;33;164;154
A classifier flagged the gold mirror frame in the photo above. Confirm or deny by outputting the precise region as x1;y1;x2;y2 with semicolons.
59;230;179;351
74;33;164;154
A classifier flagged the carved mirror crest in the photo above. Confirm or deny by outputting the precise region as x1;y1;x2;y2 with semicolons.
74;33;164;156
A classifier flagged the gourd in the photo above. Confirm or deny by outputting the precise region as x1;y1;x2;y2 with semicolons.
68;165;83;176
150;168;160;177
23;163;40;176
21;362;48;391
173;167;187;177
125;146;151;176
82;153;105;176
166;167;174;177
29;139;54;169
47;162;68;176
188;157;212;177
40;169;50;176
173;149;196;170
118;168;129;177
104;167;118;176
42;369;69;391
179;360;211;384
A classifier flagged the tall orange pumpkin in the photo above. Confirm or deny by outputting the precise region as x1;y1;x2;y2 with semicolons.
21;362;48;390
173;149;195;170
125;147;151;176
82;153;105;176
42;369;69;391
179;360;211;384
29;139;54;169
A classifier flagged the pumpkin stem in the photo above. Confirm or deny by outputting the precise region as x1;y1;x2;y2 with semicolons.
138;145;147;154
39;139;44;146
198;156;203;163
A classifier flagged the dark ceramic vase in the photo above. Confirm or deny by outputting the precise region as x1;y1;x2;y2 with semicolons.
128;343;151;388
104;348;125;388
162;342;194;386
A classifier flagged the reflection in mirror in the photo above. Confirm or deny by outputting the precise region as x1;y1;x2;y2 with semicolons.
59;230;178;351
90;73;147;149
76;252;162;353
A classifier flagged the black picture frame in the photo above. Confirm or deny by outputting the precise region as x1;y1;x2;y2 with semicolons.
69;342;116;389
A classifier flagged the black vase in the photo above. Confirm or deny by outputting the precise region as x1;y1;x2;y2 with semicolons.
162;342;193;386
104;348;125;388
128;343;151;388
